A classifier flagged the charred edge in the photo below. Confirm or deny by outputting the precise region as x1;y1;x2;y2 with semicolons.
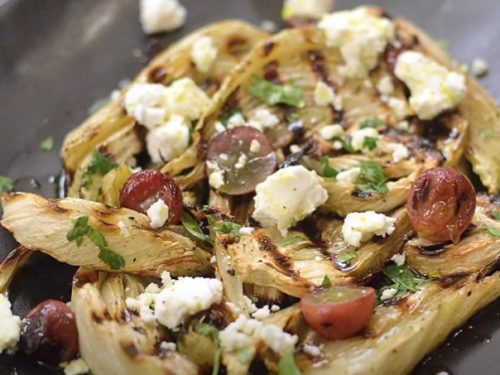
1;191;23;203
412;178;431;208
262;41;276;57
132;326;146;335
148;66;168;83
437;273;469;288
91;311;110;325
73;270;99;288
227;35;250;56
308;50;331;84
1;247;27;266
263;61;281;84
47;199;68;213
476;258;500;281
255;233;295;271
220;236;240;248
417;242;447;256
121;342;139;359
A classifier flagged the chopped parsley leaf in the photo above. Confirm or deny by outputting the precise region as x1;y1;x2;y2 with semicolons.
359;118;383;129
485;226;500;237
0;176;14;193
320;156;338;178
212;221;242;236
362;136;378;151
337;251;358;264
194;321;220;344
67;216;125;270
357;160;388;194
81;150;118;188
280;236;306;247
39;136;54;151
321;275;332;288
247;76;305;108
379;264;426;301
278;349;301;375
181;211;213;244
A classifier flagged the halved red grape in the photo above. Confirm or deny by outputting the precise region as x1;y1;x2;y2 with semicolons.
206;126;277;195
407;167;476;243
20;300;79;365
301;286;376;340
120;170;183;224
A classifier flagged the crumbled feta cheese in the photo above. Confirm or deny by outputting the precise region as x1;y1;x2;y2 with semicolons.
333;140;343;150
127;277;223;330
60;358;90;375
220;315;298;354
117;221;130;237
191;36;218;73
386;143;410;163
234;153;248;169
146;114;190;163
314;81;342;110
252;305;271;320
225;112;247;129
270;304;281;312
342;211;396;247
380;287;398;301
219;153;229;161
350;127;379;152
159;342;177;352
391;253;406;266
0;294;21;354
249;139;261;153
208;167;225;189
377;76;394;96
124;83;167;129
253;166;328;235
319;124;344;140
139;0;187;34
260;19;278;33
289;144;302;154
395;51;467;120
472;58;489;77
282;0;335;20
314;255;323;262
214;121;226;134
239;227;255;236
248;108;280;130
384;97;407;120
210;256;216;264
303;343;322;357
318;7;394;78
164;78;210;120
397;120;410;131
336;167;361;183
147;199;169;229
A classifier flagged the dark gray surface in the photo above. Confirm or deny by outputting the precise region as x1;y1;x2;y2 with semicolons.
0;0;499;374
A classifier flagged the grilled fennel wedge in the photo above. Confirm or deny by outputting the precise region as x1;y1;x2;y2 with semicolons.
0;246;32;293
1;192;211;276
72;269;199;375
62;20;269;195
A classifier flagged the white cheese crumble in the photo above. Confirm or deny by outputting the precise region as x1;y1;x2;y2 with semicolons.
164;78;210;120
159;341;177;352
319;124;344;140
336;167;361;183
225;112;247;129
234;153;248;170
472;58;489;77
147;199;170;229
253;166;328;235
391;253;406;266
239;227;255;236
252;305;271;320
341;211;396;248
139;0;187;34
249;139;261;153
191;36;218;73
386;143;410;163
303;343;322;357
60;358;90;375
124;83;167;129
208;168;225;189
146;114;190;163
126;273;223;330
397;120;410;131
260;19;278;33
289;144;302;154
318;7;394;78
314;81;342;110
333;140;343;150
384;97;407;120
0;294;21;354
377;76;394;96
219;315;298;354
117;221;130;237
380;287;398;301
282;0;335;20
350;127;380;153
248;108;280;130
270;304;281;312
394;51;467;120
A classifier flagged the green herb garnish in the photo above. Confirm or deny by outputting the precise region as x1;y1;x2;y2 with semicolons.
181;211;213;244
342;138;355;154
485;226;500;237
247;76;305;108
212;221;242;236
67;216;125;270
280;236;306;247
0;176;14;193
379;265;426;301
362;136;378;151
320;156;338;178
321;275;332;288
278;349;301;375
194;321;222;375
337;251;358;264
39;136;54;151
212;348;222;375
81;150;118;187
357;160;388;194
359;118;383;129
491;211;500;220
481;129;495;139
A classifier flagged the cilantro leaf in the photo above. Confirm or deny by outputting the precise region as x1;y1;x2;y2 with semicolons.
194;321;220;344
0;176;14;193
212;221;242;236
359;118;383;129
491;211;500;220
381;265;426;297
320;156;338;178
247;76;305;108
98;247;126;270
485;226;500;237
362;136;378;151
39;136;54;151
357;160;388;194
81;150;118;187
337;251;358;263
66;216;90;243
342;140;355;154
278;349;301;375
181;211;213;244
321;275;332;288
280;236;306;247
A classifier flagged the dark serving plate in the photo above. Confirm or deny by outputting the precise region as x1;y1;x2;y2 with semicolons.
0;0;499;374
